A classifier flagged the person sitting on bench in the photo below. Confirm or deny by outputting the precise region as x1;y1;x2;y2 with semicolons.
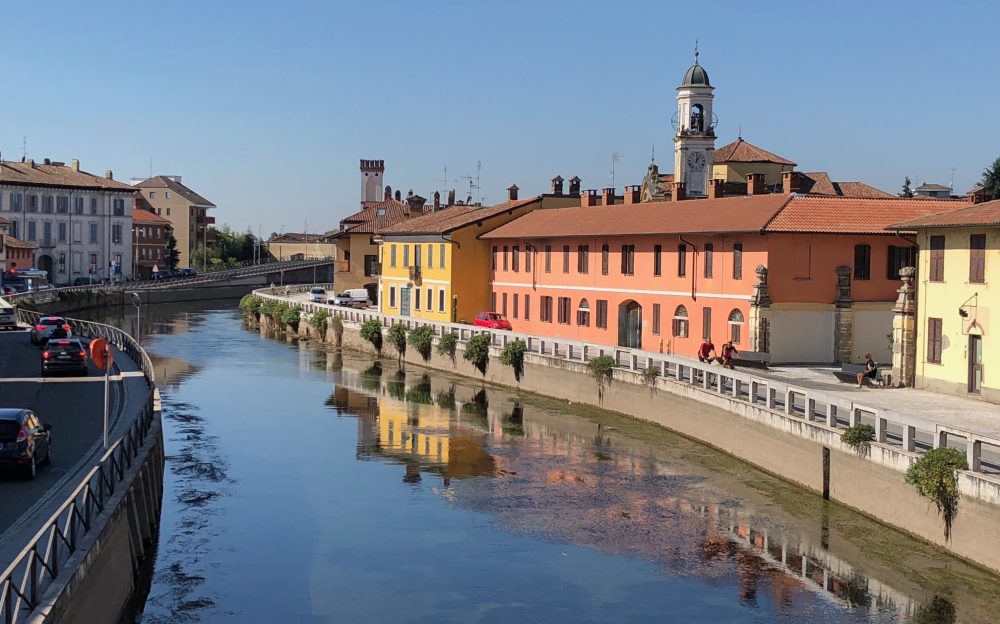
697;339;717;363
857;353;878;387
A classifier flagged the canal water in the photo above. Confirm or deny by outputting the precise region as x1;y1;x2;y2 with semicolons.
98;301;999;623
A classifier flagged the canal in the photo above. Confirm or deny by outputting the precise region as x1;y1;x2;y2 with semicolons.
90;301;999;623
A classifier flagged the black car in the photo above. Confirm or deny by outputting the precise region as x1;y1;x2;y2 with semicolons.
72;277;97;286
151;270;173;280
0;409;52;479
41;338;89;375
177;268;198;278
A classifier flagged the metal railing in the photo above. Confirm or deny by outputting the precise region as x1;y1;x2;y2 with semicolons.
255;287;1000;492
0;312;157;624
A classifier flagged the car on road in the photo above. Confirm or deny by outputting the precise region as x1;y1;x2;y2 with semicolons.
177;268;198;278
0;303;17;330
309;287;327;303
328;288;370;308
30;317;72;346
41;338;89;375
151;270;173;280
0;409;52;480
1;286;17;295
473;312;512;330
72;277;97;286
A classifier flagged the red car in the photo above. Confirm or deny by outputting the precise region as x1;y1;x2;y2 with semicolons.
474;312;512;330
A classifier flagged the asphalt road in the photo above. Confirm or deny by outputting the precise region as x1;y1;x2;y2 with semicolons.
0;327;141;539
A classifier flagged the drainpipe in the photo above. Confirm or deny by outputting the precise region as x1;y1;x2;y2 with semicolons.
679;235;698;300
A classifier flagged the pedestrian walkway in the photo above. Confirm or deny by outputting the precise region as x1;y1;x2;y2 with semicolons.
755;365;1000;441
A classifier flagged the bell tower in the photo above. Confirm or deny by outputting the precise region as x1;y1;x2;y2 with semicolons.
360;159;385;207
673;45;716;198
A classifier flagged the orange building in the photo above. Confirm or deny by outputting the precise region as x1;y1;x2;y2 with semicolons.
483;188;962;365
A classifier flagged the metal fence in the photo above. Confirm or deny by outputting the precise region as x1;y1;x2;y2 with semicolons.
0;312;157;624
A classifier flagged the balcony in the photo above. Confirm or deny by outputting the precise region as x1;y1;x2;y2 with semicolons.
408;265;421;283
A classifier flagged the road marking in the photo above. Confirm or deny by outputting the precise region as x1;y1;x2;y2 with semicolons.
0;371;144;383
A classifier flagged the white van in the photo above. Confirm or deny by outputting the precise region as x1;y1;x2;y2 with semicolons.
330;288;370;308
0;301;16;330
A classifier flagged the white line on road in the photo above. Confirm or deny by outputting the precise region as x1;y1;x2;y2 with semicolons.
0;371;145;383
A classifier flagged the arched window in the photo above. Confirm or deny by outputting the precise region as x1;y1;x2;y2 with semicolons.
728;308;745;344
672;305;689;338
577;299;590;327
690;103;705;132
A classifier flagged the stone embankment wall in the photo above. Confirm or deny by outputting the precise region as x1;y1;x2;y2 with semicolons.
251;310;1000;574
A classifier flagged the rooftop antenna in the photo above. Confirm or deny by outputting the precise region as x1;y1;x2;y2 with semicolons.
459;161;482;205
694;38;699;64
950;167;957;189
610;152;622;188
149;158;153;179
650;144;655;164
22;137;27;160
436;165;458;199
738;125;742;140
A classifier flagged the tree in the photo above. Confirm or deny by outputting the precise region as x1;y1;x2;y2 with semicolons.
899;176;914;198
165;234;180;271
980;156;1000;198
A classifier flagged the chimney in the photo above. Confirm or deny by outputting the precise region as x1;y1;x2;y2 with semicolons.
394;190;402;201
708;178;725;199
551;175;564;195
406;193;426;214
71;159;80;172
43;158;51;165
601;187;615;206
581;189;599;207
746;173;764;195
568;176;582;195
623;185;641;204
105;169;113;180
671;181;686;202
433;191;441;210
384;185;391;200
26;158;34;168
782;171;800;194
447;189;456;206
507;184;519;201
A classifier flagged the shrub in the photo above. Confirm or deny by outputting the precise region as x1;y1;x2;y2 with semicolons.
330;315;344;341
587;355;616;404
360;319;383;355
281;305;301;328
841;424;876;457
905;447;968;541
309;309;329;334
408;325;434;361
464;333;491;376
437;333;458;361
387;324;408;362
499;339;527;381
239;294;262;316
641;365;660;394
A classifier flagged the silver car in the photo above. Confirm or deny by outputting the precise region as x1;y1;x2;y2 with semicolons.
30;316;72;346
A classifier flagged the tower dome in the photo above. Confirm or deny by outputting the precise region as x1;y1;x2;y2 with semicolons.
681;63;710;87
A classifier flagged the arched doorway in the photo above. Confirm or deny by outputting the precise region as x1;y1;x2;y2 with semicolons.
37;255;54;280
617;300;642;349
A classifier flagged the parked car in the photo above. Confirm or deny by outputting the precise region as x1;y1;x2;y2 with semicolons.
177;268;198;278
1;286;17;295
151;270;173;280
309;287;327;303
474;312;512;330
41;338;89;375
328;288;371;308
0;303;17;331
72;277;96;286
30;317;72;346
0;409;52;479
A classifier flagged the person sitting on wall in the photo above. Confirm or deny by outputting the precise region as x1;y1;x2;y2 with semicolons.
721;341;739;369
857;353;879;388
697;339;717;363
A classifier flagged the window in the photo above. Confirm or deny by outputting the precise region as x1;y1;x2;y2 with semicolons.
702;307;712;340
927;318;943;364
503;245;509;271
513;293;519;319
577;299;590;326
491;245;498;270
733;243;743;279
601;244;609;275
426;288;432;311
491;292;496;312
72;197;83;215
57;196;68;214
525;295;530;320
42;196;53;213
621;245;635;275
541;296;553;322
853;244;871;280
58;253;66;273
970;234;986;283
90;198;98;215
439;244;446;269
10;222;16;238
28;195;38;213
544;245;552;272
562;245;570;273
113;199;125;216
414;287;421;310
427;244;433;269
89;253;97;269
728;309;745;344
58;222;67;242
929;235;945;282
502;292;508;316
390;244;397;267
27;221;36;241
389;286;397;308
89;223;98;243
704;243;714;278
149;192;156;199
112;224;122;244
887;245;917;280
652;303;661;335
672;305;689;338
525;247;532;272
577;245;589;273
10;193;22;213
557;297;571;324
364;255;378;277
414;244;422;267
596;300;608;329
43;222;51;244
512;245;520;272
439;289;445;312
165;192;171;199
678;244;687;276
653;244;662;276
403;244;409;267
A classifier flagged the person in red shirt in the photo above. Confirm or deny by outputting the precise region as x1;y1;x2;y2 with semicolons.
697;339;717;363
722;341;739;369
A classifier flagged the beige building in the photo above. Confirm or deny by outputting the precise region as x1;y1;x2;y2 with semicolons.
266;232;337;261
132;176;216;269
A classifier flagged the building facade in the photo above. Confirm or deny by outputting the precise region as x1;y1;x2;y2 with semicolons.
133;175;216;269
266;233;337;261
4;234;36;271
131;209;172;278
0;159;134;284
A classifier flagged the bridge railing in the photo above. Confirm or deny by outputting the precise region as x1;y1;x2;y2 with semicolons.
0;312;157;624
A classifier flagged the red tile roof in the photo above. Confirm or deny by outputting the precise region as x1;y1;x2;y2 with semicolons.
380;197;539;235
0;160;135;191
765;196;967;234
831;181;895;199
132;208;171;225
338;198;415;235
888;199;1000;229
714;139;796;166
136;176;216;206
4;234;35;250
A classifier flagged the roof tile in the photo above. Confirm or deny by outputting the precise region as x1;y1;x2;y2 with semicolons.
766;196;966;234
888;198;1000;229
713;139;796;166
0;161;135;191
380;197;539;235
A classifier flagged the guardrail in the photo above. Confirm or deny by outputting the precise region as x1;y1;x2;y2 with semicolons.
255;287;1000;487
0;311;157;624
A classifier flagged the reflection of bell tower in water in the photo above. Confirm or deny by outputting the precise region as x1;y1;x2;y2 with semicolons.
673;45;715;197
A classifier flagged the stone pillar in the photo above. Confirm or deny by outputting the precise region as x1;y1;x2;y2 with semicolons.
833;266;853;364
748;265;772;354
891;266;917;387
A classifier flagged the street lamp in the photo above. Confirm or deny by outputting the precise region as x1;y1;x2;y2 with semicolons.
131;292;141;342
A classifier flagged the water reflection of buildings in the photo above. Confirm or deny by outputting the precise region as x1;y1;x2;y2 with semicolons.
329;368;924;620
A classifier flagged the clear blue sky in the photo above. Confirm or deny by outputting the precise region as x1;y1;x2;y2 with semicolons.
2;0;997;236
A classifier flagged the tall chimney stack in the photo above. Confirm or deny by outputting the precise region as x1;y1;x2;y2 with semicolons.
433;191;441;211
568;176;582;195
71;159;80;172
105;169;113;180
551;175;564;195
581;189;599;207
671;181;686;202
447;189;456;206
507;184;519;201
601;187;615;206
623;185;641;204
708;178;725;199
747;173;764;195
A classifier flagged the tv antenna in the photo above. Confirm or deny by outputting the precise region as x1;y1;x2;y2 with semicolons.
436;165;459;198
459;160;482;205
950;167;957;189
22;137;27;161
610;152;622;188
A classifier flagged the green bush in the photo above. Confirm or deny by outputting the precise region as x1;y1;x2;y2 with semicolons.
281;306;301;328
309;309;329;334
360;319;383;355
239;294;262;315
464;333;491;376
587;355;616;404
499;339;527;381
437;333;458;361
641;365;660;394
387;324;408;362
408;325;434;361
905;447;968;541
842;424;876;457
330;315;344;340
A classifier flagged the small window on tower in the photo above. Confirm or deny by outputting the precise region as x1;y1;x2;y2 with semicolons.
377;208;386;216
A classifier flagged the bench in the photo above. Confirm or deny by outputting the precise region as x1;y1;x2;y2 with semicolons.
834;363;887;387
732;351;770;369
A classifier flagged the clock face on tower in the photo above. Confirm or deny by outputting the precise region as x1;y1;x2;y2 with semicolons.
687;151;707;172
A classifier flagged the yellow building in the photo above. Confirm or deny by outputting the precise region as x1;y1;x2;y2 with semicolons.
376;190;577;323
892;200;999;403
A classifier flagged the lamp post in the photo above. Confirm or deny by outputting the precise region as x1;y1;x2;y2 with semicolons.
131;292;141;342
